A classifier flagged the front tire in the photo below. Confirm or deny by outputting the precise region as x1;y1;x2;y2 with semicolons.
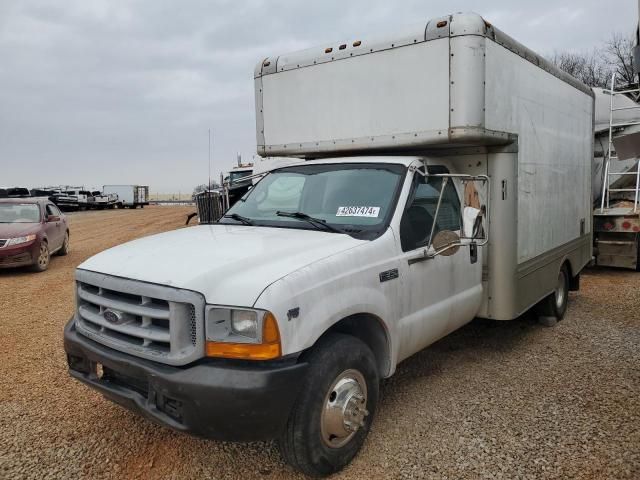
278;334;379;477
58;231;69;256
32;242;50;272
536;263;569;326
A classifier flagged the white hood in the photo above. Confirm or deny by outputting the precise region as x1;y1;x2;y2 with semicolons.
78;224;365;306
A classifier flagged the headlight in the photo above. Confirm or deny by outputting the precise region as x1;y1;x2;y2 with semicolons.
205;307;281;360
7;234;36;246
230;310;258;338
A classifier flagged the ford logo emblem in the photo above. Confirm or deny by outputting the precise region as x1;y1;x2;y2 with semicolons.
103;309;124;325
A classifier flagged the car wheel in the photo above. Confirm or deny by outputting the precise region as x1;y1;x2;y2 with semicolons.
278;333;379;477
536;263;569;326
32;242;50;272
58;231;69;256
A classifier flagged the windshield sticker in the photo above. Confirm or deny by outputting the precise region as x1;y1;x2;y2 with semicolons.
336;206;380;217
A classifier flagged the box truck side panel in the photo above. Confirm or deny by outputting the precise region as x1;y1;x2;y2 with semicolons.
260;38;451;152
484;41;594;265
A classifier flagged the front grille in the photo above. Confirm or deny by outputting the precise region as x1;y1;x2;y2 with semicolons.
0;252;31;266
74;269;205;366
0;239;7;248
195;191;223;224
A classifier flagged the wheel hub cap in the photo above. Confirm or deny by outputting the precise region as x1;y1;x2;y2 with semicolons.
39;246;48;266
320;369;368;448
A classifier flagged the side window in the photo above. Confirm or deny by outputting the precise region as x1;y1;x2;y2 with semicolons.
400;174;461;252
46;204;61;216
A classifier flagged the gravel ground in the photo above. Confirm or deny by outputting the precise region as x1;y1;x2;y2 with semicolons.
0;206;638;479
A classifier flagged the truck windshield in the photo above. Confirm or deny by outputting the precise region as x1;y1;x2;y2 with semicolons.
220;163;406;237
0;203;41;223
229;171;253;185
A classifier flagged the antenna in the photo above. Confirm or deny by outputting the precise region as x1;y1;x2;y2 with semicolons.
208;129;211;191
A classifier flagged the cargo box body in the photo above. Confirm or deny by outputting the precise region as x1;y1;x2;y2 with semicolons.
254;13;594;320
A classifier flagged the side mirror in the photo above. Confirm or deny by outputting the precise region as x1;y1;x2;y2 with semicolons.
431;230;461;256
46;215;60;222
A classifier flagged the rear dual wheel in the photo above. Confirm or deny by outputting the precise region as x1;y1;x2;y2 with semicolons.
536;264;569;327
278;334;379;477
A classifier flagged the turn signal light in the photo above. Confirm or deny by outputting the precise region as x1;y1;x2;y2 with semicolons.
206;312;281;360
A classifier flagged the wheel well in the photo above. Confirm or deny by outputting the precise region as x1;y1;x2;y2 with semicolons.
320;314;391;378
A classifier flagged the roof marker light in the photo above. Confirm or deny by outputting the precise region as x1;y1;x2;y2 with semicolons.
325;47;333;53
339;44;347;50
437;20;448;28
353;40;362;47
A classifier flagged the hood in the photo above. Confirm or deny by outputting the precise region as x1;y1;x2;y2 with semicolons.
78;224;365;306
0;222;41;238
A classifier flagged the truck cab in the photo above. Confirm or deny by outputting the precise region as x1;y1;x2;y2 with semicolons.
64;155;488;471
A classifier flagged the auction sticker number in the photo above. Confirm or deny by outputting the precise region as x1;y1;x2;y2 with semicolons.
336;206;380;217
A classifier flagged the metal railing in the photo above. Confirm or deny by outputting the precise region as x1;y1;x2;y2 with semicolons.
600;72;640;213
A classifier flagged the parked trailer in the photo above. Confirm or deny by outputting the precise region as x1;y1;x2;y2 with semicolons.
593;79;640;270
103;185;149;208
65;13;593;476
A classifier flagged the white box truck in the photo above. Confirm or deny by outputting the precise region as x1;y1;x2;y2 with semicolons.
103;185;149;208
65;13;593;476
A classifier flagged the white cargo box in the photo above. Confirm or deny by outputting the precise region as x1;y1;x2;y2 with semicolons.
254;12;592;157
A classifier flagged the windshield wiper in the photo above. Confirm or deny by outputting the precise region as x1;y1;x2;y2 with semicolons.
222;213;254;225
276;211;345;233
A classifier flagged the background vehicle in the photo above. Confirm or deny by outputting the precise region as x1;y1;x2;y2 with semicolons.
65;13;593;477
0;198;69;271
103;185;149;209
0;187;32;198
222;162;254;208
65;189;95;210
91;191;118;209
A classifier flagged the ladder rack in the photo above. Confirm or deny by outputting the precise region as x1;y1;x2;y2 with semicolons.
600;73;640;213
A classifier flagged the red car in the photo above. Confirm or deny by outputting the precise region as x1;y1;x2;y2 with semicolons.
0;198;69;272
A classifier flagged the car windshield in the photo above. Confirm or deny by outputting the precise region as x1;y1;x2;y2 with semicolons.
220;163;406;237
0;203;41;223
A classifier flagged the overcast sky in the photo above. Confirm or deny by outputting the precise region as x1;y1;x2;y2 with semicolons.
0;0;636;193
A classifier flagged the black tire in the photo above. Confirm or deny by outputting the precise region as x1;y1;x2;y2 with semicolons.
31;242;50;272
536;263;570;325
278;333;379;477
58;231;69;256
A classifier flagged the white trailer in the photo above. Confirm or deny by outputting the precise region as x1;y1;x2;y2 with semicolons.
103;185;149;208
65;13;593;477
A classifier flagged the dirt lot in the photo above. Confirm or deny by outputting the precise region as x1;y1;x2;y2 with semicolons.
0;206;638;479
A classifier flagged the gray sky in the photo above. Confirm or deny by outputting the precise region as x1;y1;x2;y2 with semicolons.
0;0;636;193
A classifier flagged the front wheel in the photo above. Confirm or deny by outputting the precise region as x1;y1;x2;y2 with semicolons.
536;263;569;326
278;333;379;477
32;242;50;272
58;231;69;256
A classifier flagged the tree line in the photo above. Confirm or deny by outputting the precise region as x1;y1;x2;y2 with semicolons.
549;32;636;88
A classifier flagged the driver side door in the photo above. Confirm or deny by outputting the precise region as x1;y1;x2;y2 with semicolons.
396;170;483;362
